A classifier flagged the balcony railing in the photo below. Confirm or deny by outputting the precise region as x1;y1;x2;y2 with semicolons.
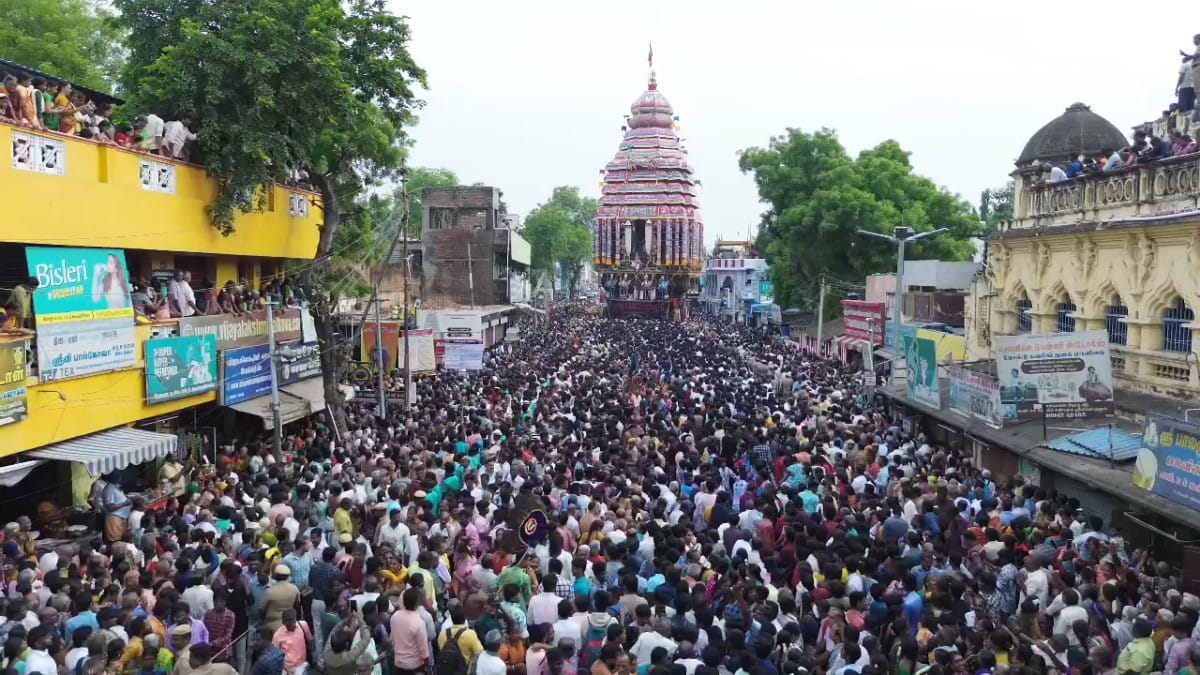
1021;154;1200;227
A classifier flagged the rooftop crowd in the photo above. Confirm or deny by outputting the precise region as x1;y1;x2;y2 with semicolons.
0;69;196;160
1;306;1191;675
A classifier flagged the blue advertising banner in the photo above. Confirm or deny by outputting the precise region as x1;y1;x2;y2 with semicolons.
221;344;273;405
1134;415;1200;512
26;246;137;382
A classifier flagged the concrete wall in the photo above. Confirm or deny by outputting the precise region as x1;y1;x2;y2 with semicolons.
897;261;981;291
423;229;502;306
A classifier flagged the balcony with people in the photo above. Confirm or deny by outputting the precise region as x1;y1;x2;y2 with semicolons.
0;60;321;258
1009;41;1200;229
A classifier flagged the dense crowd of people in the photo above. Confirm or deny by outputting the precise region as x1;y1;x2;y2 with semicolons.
0;308;1192;675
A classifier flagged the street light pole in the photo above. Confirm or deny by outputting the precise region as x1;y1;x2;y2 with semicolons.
857;226;948;349
400;173;412;411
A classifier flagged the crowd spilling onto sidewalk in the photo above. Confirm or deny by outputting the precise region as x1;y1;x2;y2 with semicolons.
0;307;1191;675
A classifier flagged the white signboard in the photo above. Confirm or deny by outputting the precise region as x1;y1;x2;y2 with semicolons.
289;193;310;217
439;311;484;341
139;159;177;194
11;132;65;176
994;329;1114;421
444;340;484;371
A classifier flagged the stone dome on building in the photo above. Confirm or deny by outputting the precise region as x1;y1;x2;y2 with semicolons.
627;72;675;129
1016;103;1129;167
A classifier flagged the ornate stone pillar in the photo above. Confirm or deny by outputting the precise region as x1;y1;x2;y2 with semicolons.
682;220;692;267
666;220;675;267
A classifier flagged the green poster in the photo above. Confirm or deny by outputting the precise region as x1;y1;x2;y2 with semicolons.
904;335;941;408
0;340;28;426
145;335;218;404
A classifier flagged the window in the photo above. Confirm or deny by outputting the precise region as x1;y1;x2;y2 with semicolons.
1105;299;1128;345
1163;297;1194;353
1055;299;1076;333
429;208;453;230
1016;297;1032;333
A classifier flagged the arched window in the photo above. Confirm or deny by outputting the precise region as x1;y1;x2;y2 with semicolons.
1163;297;1195;353
1105;299;1128;345
1056;299;1077;333
1016;296;1033;333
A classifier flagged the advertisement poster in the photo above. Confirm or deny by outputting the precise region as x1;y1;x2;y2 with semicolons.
361;320;401;371
179;308;302;350
26;247;137;382
904;335;941;408
145;335;218;404
276;342;321;385
947;365;1002;428
402;329;437;373
220;344;273;405
995;330;1114;421
842;300;887;344
1134;415;1200;511
0;341;28;426
445;340;485;371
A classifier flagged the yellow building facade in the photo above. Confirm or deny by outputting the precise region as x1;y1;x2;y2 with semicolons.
966;104;1200;398
0;121;322;459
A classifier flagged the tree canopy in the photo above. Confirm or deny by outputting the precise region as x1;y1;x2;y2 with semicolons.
740;128;979;310
406;167;460;235
523;186;596;297
0;0;124;91
115;0;426;433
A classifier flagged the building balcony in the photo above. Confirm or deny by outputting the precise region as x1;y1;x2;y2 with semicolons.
1;122;321;258
1016;153;1200;230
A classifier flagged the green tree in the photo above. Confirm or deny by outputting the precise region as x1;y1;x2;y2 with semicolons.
523;186;596;298
116;0;425;432
980;182;1014;234
406;167;459;235
0;0;124;91
739;128;979;310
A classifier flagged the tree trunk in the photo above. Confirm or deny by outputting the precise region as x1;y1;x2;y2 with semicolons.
306;172;351;436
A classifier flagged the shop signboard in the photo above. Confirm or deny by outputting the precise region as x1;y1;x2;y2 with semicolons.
842;300;886;344
904;335;940;408
435;310;484;341
145;335;218;404
994;330;1113;421
947;365;1002;428
1133;415;1200;511
26;246;137;382
0;340;28;426
759;279;774;304
220;344;273;405
178;308;302;350
276;341;321;385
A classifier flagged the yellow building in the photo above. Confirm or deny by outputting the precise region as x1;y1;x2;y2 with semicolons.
0;119;321;501
967;104;1200;399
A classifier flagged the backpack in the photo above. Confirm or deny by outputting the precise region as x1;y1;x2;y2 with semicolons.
579;620;607;672
437;627;468;675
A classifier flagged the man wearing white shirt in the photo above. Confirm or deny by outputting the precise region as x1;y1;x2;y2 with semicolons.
24;626;58;675
629;618;678;666
1022;556;1050;610
527;576;562;627
1052;589;1089;645
376;509;411;563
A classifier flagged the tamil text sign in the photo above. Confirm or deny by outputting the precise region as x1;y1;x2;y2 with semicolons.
1134;415;1200;512
947;365;1002;428
26;247;137;382
179;308;302;351
842;300;886;344
995;330;1113;421
904;335;941;408
0;341;28;426
145;335;218;404
220;344;273;405
445;340;485;371
276;342;321;385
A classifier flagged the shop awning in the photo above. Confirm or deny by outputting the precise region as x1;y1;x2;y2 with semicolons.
228;392;310;430
282;377;326;414
834;335;871;351
29;428;177;476
0;460;45;487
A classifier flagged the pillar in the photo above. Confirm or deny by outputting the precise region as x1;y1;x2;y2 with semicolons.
682;220;691;267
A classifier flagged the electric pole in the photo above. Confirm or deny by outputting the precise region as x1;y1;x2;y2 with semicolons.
816;277;827;357
266;301;283;461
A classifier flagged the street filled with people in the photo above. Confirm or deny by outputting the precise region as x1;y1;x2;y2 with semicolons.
2;307;1193;675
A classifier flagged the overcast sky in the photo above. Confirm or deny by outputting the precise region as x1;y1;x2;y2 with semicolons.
397;0;1192;245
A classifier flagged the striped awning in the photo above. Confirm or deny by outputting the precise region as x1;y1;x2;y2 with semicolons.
30;428;177;476
834;335;871;351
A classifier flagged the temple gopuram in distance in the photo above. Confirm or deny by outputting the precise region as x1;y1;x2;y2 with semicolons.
593;63;704;319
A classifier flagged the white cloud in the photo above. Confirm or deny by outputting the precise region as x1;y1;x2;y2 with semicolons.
396;0;1193;244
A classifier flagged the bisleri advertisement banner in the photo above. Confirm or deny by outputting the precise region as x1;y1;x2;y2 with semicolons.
1133;415;1200;512
26;247;137;383
995;330;1113;421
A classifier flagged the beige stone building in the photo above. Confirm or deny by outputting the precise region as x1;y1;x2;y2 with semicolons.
967;104;1200;399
